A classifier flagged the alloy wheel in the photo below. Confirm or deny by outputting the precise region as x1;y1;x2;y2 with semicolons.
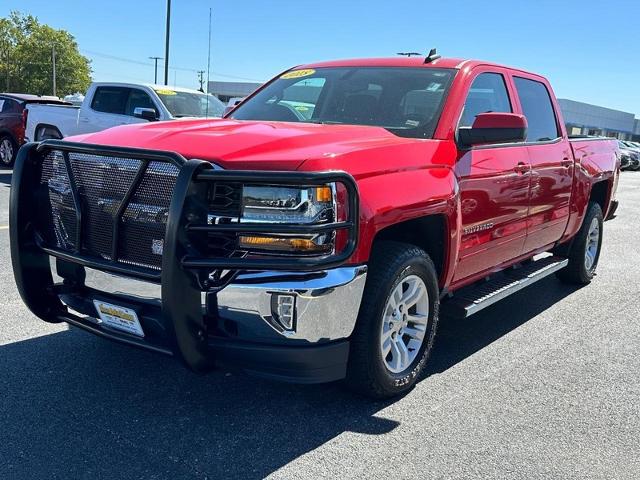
584;217;600;272
0;138;13;165
380;274;429;373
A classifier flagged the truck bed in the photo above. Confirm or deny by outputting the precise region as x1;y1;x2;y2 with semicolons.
25;103;80;142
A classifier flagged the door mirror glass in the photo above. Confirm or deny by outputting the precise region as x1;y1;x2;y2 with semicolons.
458;112;527;147
133;107;158;121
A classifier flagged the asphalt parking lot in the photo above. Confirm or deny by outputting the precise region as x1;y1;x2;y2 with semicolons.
0;169;638;480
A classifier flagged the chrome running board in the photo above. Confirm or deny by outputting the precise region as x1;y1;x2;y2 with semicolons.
442;255;569;319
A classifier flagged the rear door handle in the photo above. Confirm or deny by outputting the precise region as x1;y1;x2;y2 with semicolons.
561;158;573;168
514;162;529;174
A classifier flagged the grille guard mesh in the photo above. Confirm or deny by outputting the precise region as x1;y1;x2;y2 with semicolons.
36;147;180;271
25;140;359;278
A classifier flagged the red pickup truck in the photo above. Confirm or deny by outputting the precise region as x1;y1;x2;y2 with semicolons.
10;55;619;398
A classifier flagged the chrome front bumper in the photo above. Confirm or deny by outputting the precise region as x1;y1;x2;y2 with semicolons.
78;264;367;345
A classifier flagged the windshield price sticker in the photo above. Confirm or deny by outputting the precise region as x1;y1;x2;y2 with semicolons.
280;69;316;80
154;89;177;95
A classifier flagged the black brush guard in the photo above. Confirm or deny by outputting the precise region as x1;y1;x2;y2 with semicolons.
10;140;358;373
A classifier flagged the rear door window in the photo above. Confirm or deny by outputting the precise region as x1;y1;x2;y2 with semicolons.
0;98;20;114
513;77;560;142
459;73;512;127
91;87;130;115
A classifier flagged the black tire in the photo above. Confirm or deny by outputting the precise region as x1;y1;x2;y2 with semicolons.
556;201;603;285
345;241;440;399
0;134;17;168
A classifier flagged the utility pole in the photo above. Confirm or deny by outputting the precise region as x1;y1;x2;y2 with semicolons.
197;70;205;92
52;44;57;97
206;7;212;94
149;56;162;84
164;0;171;85
4;47;9;91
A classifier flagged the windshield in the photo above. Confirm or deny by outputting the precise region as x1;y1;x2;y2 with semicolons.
230;67;455;138
154;89;225;118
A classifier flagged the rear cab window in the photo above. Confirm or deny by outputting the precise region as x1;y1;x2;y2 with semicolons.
513;77;560;142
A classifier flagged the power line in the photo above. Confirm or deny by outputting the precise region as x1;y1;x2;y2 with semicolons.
81;49;264;82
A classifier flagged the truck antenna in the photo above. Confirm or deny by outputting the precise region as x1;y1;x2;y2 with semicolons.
424;48;441;64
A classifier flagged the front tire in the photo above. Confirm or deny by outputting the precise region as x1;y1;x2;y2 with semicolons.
557;201;603;285
345;241;439;399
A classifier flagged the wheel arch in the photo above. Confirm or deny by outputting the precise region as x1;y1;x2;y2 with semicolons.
351;166;460;287
34;123;63;141
588;179;611;215
372;215;449;284
0;128;19;144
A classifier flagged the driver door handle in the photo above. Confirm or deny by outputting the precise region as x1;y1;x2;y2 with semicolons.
514;162;529;174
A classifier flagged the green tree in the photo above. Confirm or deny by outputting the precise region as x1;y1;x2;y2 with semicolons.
0;11;91;96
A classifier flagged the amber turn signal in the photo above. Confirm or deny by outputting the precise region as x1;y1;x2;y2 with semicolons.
315;186;333;203
239;235;328;252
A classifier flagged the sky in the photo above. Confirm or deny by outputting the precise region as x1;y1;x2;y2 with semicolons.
2;0;640;115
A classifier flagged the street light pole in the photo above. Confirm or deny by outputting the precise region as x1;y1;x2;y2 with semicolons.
149;56;162;84
164;0;171;85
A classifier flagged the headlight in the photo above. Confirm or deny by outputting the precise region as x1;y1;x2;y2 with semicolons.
241;185;334;223
239;184;336;255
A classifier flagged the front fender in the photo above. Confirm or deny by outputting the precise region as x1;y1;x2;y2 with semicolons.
350;166;460;268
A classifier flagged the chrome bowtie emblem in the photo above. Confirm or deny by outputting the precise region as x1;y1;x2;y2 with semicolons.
152;239;164;255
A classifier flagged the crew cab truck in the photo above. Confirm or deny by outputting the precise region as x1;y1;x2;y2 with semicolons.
11;56;619;398
24;82;225;142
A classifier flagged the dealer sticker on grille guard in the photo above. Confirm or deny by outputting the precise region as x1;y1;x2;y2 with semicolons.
93;300;145;337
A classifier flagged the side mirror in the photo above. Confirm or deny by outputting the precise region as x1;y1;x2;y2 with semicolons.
133;107;158;122
458;112;527;147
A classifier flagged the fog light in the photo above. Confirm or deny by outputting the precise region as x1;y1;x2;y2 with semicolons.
271;293;296;331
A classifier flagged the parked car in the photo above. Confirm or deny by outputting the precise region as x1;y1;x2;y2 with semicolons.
618;141;640;170
619;150;632;170
226;97;245;107
0;93;69;167
25;83;226;142
11;55;620;399
63;93;85;106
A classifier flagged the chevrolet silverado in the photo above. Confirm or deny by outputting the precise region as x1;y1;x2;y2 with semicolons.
11;54;619;398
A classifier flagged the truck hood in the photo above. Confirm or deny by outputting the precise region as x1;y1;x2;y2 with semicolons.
66;119;425;171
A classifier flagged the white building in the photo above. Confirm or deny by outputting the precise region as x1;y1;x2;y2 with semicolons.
208;81;262;103
558;99;637;140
